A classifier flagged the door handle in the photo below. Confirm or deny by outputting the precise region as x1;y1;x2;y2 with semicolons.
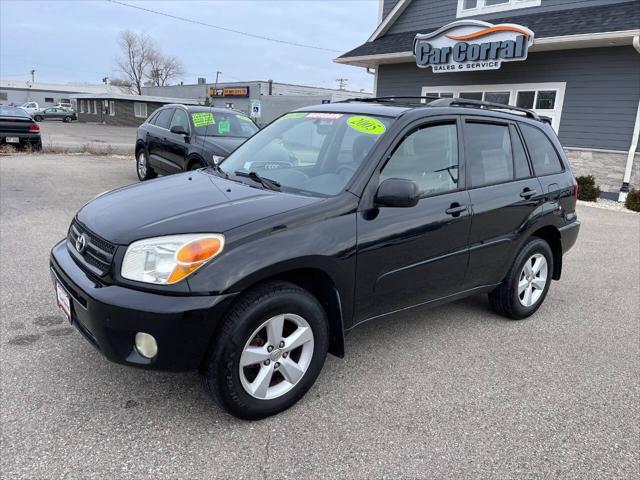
520;188;537;199
445;204;467;216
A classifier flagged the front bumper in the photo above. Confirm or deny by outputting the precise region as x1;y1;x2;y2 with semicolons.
50;240;236;371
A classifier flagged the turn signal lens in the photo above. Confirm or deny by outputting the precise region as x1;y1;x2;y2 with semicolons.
121;234;225;285
168;237;224;284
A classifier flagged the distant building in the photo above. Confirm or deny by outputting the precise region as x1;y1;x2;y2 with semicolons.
70;93;200;127
0;80;127;108
142;80;372;124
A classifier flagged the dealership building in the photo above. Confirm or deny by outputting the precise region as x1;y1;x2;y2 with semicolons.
337;0;640;198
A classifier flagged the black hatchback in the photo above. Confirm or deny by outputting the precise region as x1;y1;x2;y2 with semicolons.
51;97;580;420
135;105;258;181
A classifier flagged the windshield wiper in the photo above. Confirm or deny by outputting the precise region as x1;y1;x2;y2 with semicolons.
234;171;281;191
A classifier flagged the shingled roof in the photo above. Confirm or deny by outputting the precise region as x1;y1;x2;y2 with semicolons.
338;1;640;60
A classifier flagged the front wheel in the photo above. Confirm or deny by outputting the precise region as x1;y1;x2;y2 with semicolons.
63;116;71;123
488;237;553;320
202;281;329;420
136;147;156;181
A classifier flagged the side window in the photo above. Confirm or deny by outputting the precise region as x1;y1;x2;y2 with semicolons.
153;108;174;129
465;122;513;187
381;123;459;196
170;109;190;132
520;124;564;176
510;125;531;179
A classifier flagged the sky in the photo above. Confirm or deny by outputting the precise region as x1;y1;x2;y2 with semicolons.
0;0;380;92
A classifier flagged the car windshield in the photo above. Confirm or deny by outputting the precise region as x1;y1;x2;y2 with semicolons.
191;110;258;138
219;112;393;196
0;106;30;118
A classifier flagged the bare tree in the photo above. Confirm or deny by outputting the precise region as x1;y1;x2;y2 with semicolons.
115;30;156;94
147;53;185;87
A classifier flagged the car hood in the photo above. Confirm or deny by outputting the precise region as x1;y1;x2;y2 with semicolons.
200;136;247;156
76;171;322;245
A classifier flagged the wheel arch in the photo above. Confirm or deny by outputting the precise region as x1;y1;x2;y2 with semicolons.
134;140;146;157
202;266;346;366
186;153;205;171
529;225;562;280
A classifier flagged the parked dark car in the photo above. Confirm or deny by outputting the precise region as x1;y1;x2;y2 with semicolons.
50;97;580;419
0;106;42;150
33;106;76;123
134;105;258;181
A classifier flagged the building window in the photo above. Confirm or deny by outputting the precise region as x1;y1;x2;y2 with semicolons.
421;82;566;132
134;102;148;118
45;97;54;103
60;98;70;103
225;102;234;109
109;100;116;116
457;0;541;18
0;92;7;101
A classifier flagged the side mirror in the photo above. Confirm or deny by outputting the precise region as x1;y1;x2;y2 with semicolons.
375;178;420;208
170;125;188;135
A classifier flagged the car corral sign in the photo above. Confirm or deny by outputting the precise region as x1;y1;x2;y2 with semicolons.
209;86;250;97
414;20;534;73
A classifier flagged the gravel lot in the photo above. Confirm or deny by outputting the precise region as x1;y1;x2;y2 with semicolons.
1;154;638;479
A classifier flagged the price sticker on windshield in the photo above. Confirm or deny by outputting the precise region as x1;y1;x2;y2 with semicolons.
192;112;215;127
347;116;386;135
281;112;307;120
218;119;231;134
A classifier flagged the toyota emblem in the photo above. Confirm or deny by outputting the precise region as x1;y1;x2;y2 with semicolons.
75;234;87;254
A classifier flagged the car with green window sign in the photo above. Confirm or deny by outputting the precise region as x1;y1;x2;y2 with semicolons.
134;105;259;181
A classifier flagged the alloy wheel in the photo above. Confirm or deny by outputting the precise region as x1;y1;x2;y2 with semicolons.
239;313;314;400
137;151;147;178
517;253;548;307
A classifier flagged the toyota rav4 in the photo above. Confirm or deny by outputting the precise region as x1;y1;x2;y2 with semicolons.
50;97;580;419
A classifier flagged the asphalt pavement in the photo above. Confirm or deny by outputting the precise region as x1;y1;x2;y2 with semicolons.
38;121;137;154
1;154;638;479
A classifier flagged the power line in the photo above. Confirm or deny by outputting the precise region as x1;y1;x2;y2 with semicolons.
105;0;342;53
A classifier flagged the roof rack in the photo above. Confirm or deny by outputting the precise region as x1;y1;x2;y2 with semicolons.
427;97;540;121
339;96;440;106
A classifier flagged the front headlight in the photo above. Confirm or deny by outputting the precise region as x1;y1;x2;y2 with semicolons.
121;234;225;285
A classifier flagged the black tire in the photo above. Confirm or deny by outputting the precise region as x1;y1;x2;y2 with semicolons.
488;237;554;320
187;157;204;171
202;281;329;420
34;115;43;122
63;116;71;123
136;146;156;181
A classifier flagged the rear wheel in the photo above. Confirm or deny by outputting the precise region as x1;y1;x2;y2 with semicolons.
488;237;553;320
34;115;43;122
136;147;156;181
202;281;329;420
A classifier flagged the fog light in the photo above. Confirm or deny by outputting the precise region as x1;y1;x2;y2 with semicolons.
135;332;158;359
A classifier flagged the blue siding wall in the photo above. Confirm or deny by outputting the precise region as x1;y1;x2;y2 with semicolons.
386;0;635;34
377;47;640;152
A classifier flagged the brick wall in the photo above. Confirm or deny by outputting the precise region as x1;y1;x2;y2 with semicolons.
565;148;640;193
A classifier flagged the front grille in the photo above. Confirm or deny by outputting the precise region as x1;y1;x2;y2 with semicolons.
67;220;117;276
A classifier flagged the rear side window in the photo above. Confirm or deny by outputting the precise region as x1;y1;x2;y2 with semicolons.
520;124;564;176
153;108;174;129
510;125;531;179
465;122;513;187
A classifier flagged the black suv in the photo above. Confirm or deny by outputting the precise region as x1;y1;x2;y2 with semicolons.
135;105;258;181
51;97;580;419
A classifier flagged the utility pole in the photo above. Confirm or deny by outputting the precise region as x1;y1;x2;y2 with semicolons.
336;78;348;90
215;71;221;89
30;69;35;83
